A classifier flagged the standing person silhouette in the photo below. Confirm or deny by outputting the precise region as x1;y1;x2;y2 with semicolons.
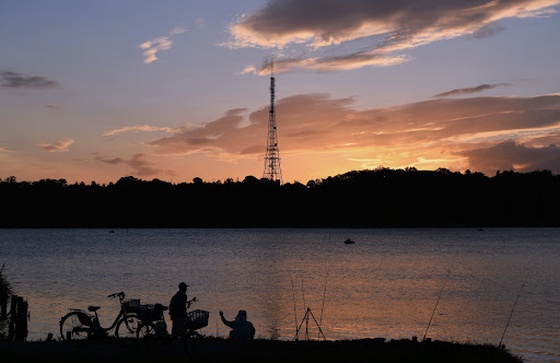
219;310;256;340
169;282;189;338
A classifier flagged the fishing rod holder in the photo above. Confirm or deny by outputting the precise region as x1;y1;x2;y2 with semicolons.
294;307;326;341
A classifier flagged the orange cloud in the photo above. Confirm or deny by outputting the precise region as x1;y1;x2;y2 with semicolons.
148;93;560;176
102;124;177;137
38;138;74;152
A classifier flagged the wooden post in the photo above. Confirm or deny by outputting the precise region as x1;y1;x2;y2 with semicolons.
8;295;16;340
15;296;28;341
1;297;7;320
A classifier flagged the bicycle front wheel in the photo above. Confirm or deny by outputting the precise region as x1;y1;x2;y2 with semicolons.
115;314;140;338
59;311;91;340
186;331;208;359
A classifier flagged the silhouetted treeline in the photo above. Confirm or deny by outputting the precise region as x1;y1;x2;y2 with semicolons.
1;168;560;228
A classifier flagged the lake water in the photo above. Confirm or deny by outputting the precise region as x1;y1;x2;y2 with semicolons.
1;228;559;362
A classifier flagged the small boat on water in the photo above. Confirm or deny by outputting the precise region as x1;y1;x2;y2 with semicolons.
344;238;355;244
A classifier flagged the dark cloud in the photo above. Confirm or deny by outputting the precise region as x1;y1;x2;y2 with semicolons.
95;154;162;177
0;70;60;89
96;156;124;165
471;22;506;39
459;141;560;175
128;154;162;177
229;0;560;73
433;84;509;98
45;104;62;111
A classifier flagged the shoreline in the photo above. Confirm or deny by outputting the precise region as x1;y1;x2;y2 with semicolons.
0;337;525;362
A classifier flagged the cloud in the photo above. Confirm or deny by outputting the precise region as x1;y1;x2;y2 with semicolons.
227;0;560;73
45;104;62;112
459;140;560;174
38;138;74;152
433;83;509;98
95;156;124;165
147;92;560;176
0;145;14;153
95;153;162;177
102;124;177;137
1;71;60;89
195;18;206;29
140;26;186;64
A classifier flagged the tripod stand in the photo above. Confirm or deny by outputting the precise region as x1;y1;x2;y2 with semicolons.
294;307;326;341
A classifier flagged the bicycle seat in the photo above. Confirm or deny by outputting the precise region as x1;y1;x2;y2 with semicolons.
88;306;101;312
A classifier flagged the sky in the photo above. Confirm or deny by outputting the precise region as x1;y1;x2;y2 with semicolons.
1;0;560;185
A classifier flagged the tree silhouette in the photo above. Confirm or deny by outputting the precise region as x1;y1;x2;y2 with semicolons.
1;168;559;228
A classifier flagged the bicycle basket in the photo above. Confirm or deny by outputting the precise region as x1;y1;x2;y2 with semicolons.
138;303;166;322
186;309;209;330
123;299;141;313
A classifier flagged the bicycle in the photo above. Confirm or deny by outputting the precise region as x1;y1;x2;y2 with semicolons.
59;291;141;340
136;296;210;359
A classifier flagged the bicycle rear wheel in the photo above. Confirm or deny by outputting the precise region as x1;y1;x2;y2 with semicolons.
136;321;166;348
137;322;157;340
115;314;140;338
59;311;91;340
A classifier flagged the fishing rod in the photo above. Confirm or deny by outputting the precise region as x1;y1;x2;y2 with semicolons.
289;272;298;334
295;276;310;340
423;268;451;341
301;276;307;313
318;272;329;339
499;272;528;348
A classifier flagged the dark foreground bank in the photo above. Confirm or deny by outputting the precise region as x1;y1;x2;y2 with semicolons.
0;337;524;363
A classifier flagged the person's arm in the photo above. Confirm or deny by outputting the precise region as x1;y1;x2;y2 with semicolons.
219;310;233;327
186;296;196;309
249;322;256;339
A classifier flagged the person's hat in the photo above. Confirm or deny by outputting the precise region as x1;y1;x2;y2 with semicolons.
178;282;188;289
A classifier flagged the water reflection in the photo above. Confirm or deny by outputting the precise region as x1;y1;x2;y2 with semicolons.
1;228;559;363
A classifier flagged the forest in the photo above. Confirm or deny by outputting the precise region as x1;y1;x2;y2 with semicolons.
1;167;559;228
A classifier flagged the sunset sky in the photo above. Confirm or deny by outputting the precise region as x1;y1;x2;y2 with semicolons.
2;0;560;184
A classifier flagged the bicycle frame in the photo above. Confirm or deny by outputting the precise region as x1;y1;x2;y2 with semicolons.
86;292;130;332
135;295;209;359
60;291;136;339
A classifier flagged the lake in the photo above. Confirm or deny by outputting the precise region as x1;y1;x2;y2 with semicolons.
1;228;559;362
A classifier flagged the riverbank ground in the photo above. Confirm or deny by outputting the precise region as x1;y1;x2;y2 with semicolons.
0;337;525;363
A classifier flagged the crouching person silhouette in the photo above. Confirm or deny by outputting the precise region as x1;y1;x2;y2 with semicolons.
219;310;255;340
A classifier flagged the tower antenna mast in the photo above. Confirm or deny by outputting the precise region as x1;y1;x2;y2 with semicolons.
262;56;283;183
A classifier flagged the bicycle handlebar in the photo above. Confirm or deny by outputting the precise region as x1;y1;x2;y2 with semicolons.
107;291;125;299
186;297;197;309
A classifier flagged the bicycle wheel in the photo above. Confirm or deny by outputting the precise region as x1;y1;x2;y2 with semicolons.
115;314;140;338
137;322;157;340
136;321;162;348
59;311;91;340
185;331;207;359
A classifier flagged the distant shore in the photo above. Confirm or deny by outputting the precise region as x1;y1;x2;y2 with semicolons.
3;169;560;228
0;337;525;363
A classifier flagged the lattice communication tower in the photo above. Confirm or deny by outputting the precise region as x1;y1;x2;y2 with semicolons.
262;58;283;184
